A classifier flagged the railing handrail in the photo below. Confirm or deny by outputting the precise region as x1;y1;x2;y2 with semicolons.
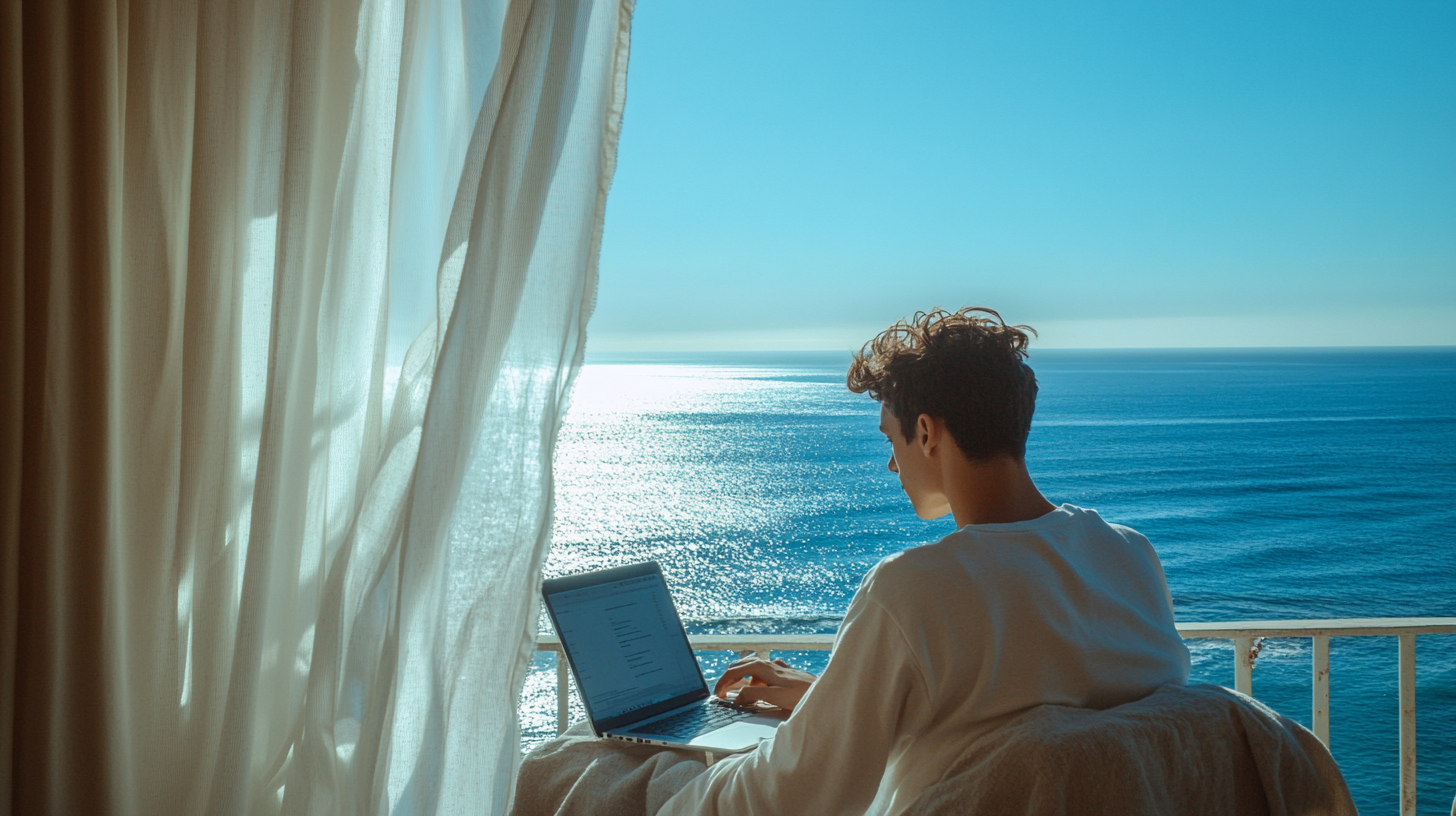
534;617;1456;650
1174;617;1456;637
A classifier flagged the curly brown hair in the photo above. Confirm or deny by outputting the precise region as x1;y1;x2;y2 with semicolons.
847;307;1038;459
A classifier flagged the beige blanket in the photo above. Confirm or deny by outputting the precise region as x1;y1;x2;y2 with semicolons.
511;684;1355;816
510;723;707;816
903;684;1356;816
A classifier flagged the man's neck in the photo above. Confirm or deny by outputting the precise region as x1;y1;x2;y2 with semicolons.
943;455;1056;528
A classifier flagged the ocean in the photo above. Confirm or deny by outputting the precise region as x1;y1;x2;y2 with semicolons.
523;347;1456;814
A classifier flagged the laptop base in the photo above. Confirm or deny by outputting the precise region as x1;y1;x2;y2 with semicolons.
605;716;783;754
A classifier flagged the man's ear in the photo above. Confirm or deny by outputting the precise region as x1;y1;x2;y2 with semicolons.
916;413;940;456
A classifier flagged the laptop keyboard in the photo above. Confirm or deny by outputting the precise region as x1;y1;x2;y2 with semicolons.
627;701;752;739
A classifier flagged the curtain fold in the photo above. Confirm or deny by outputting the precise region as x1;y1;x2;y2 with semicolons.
0;0;632;813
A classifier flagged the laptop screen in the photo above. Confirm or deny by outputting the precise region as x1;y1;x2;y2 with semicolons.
545;567;706;725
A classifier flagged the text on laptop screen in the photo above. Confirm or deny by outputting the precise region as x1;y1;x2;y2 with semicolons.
548;573;704;722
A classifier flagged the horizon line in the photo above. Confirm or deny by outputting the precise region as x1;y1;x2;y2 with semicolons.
584;343;1456;357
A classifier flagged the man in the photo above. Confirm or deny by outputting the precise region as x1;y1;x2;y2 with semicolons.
658;308;1191;816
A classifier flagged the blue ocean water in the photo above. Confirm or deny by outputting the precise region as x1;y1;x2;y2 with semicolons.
524;348;1456;814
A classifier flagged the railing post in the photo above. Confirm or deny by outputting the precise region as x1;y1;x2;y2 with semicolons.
1234;636;1254;696
1312;635;1330;747
1398;634;1416;816
557;650;570;735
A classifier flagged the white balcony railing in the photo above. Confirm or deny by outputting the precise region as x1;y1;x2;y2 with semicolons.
536;618;1456;816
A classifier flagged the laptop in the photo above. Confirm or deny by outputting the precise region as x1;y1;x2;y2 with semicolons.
541;561;785;753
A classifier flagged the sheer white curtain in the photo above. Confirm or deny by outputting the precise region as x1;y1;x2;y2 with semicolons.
0;0;631;814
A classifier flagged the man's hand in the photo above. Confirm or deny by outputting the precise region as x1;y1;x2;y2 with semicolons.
712;657;817;711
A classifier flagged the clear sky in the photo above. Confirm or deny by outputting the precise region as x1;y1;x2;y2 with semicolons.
588;1;1456;350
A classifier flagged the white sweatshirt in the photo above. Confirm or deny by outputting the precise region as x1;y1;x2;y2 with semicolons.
658;504;1191;816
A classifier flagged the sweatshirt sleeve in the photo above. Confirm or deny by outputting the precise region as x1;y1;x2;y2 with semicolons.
657;587;933;816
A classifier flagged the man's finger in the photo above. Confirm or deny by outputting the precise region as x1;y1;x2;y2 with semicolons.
711;660;778;696
711;661;754;693
717;677;750;696
712;660;775;693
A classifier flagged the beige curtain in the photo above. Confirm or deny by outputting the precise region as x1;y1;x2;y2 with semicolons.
0;0;632;814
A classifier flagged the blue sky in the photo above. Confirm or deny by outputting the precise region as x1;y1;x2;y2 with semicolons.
588;1;1455;350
